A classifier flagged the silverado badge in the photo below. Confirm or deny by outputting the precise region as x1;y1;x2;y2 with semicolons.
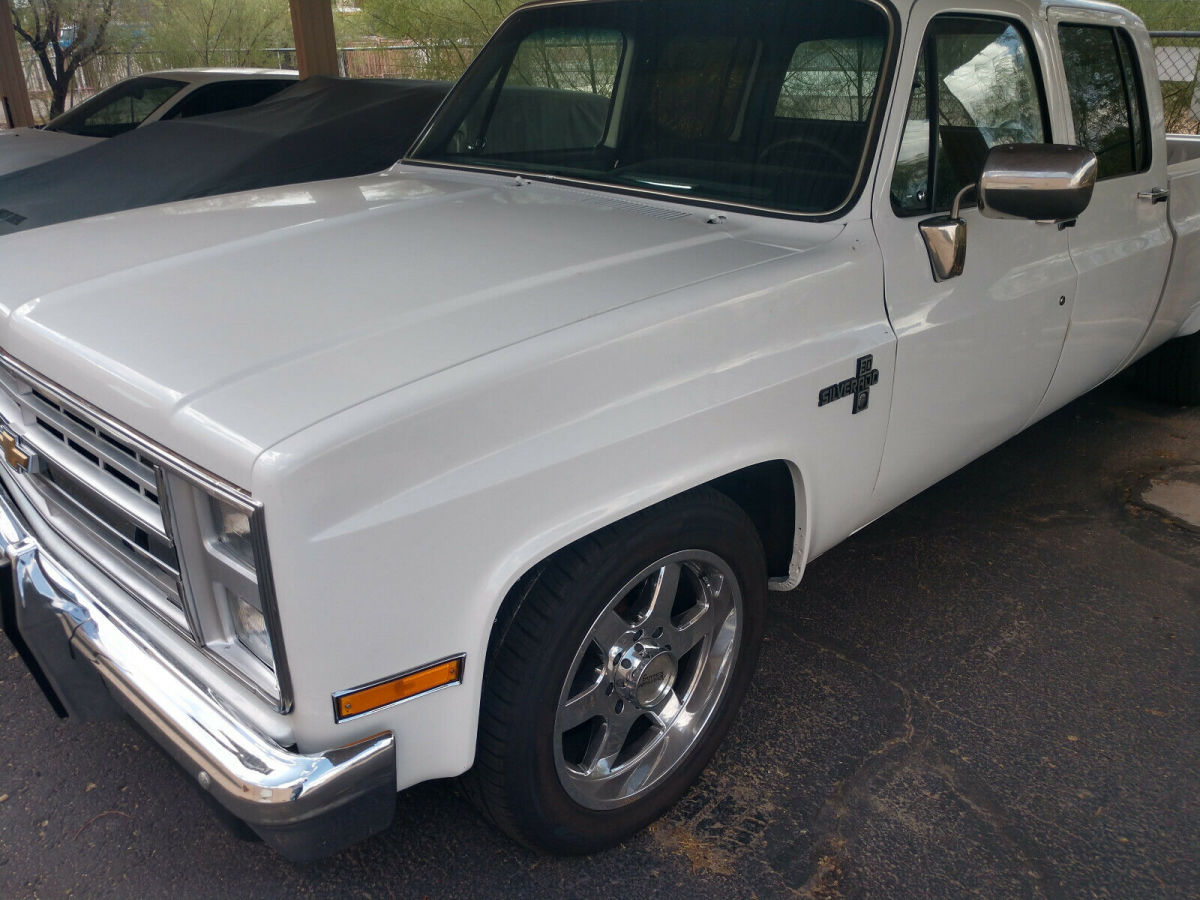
818;355;880;415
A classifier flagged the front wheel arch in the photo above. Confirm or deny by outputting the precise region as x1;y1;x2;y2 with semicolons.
465;486;768;853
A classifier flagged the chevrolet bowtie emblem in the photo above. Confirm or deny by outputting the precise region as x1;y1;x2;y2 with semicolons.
0;429;30;471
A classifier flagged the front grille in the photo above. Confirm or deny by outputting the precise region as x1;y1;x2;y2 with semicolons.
29;386;161;506
0;363;189;633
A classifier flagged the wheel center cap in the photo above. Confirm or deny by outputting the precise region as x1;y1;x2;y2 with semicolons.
614;642;677;708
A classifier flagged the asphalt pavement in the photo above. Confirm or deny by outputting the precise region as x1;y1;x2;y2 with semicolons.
1;378;1197;899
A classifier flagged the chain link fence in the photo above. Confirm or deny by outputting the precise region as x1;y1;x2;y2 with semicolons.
267;43;482;81
1152;31;1200;133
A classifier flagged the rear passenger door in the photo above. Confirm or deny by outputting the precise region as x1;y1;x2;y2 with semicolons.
1033;8;1172;418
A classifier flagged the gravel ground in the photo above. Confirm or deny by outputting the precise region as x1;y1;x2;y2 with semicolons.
1;379;1197;899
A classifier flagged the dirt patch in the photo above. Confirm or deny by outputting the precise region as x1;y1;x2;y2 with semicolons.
1131;464;1200;533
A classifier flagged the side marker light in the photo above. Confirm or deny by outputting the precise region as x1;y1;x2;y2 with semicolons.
334;656;464;722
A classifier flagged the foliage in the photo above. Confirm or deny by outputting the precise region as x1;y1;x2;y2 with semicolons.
1124;0;1200;31
1128;1;1200;133
359;0;523;78
332;5;371;47
9;0;129;117
141;0;292;69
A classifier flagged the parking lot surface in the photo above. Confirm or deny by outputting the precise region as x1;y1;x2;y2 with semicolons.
2;379;1197;899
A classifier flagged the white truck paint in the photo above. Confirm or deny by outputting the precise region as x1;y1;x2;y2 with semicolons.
0;0;1196;860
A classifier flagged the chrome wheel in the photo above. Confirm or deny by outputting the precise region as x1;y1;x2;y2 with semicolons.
466;488;765;853
553;549;742;809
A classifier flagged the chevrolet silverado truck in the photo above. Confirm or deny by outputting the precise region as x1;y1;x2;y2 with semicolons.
1;0;1198;861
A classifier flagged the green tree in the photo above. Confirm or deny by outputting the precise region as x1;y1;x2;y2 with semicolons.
143;0;291;69
360;0;522;78
9;0;129;117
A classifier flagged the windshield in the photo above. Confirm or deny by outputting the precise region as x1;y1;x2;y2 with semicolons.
45;76;187;138
410;0;893;215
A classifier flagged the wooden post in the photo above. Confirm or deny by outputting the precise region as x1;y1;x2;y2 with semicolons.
0;2;35;127
288;0;340;79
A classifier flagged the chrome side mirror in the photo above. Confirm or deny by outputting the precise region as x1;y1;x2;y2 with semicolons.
978;143;1098;222
918;143;1098;282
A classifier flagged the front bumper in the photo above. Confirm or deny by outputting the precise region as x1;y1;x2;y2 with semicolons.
0;481;397;862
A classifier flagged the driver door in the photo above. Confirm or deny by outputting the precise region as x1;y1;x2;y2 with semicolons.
871;3;1076;511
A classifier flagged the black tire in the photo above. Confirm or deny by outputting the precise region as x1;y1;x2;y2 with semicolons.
464;487;767;854
1131;331;1200;406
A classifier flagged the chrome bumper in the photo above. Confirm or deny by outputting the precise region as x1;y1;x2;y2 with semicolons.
0;481;397;861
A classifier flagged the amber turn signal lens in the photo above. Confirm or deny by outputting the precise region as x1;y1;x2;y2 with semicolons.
335;656;464;721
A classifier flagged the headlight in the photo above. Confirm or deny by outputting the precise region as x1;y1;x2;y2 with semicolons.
161;473;287;707
229;589;273;666
210;497;255;566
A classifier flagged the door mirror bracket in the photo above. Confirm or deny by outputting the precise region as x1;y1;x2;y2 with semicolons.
918;184;975;282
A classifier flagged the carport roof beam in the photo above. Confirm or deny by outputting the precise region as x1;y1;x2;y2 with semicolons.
0;2;35;128
289;0;341;79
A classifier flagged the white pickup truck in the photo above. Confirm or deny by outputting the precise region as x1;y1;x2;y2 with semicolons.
1;0;1197;861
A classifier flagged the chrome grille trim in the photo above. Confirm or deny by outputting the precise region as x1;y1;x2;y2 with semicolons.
0;365;189;630
0;350;294;712
27;386;161;500
0;354;252;506
36;466;181;589
0;373;167;538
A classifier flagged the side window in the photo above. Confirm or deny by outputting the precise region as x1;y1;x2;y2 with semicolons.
776;36;885;122
1058;24;1150;179
891;17;1047;215
161;80;292;120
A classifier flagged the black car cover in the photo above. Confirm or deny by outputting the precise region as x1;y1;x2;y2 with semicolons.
0;76;451;235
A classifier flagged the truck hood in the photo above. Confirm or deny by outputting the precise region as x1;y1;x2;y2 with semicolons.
0;128;103;176
0;166;835;483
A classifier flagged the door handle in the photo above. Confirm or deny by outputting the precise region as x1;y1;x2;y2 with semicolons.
1138;187;1170;204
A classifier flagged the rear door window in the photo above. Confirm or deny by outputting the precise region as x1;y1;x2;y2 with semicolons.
1058;24;1150;179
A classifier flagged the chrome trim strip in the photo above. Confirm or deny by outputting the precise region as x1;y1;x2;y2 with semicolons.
0;484;396;862
248;503;294;712
156;466;207;644
0;350;294;712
